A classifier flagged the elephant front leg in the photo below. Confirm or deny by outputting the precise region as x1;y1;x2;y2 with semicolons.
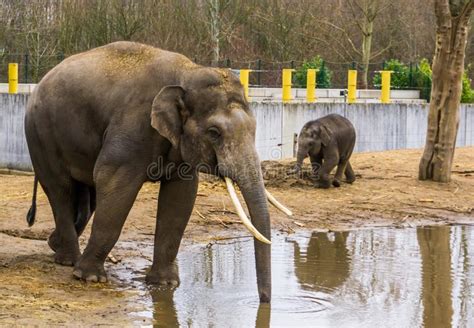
315;154;339;189
309;154;323;180
146;172;198;286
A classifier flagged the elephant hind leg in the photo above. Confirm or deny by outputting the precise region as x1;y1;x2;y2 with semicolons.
333;160;348;188
46;179;95;265
41;176;81;266
344;161;356;184
26;123;84;265
74;184;96;237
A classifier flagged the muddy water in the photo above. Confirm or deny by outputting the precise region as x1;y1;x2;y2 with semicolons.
127;226;473;327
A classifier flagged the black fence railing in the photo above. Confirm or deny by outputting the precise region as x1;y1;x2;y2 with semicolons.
0;52;432;100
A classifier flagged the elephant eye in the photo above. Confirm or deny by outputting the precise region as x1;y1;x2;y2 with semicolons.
207;126;221;140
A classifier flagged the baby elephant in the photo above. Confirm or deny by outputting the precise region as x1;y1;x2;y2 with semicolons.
293;114;356;188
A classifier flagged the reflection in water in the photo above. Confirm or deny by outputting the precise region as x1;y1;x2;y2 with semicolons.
418;226;453;328
142;226;473;327
150;288;179;328
293;232;350;291
255;304;271;328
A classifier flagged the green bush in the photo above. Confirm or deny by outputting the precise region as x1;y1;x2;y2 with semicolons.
372;58;474;103
414;59;474;103
294;56;332;89
414;58;432;101
373;59;410;88
461;68;474;103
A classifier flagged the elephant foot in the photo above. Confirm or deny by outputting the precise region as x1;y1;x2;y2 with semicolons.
73;258;107;283
47;230;61;252
49;230;80;266
146;263;179;287
54;250;80;266
332;179;341;187
315;180;331;189
346;176;356;184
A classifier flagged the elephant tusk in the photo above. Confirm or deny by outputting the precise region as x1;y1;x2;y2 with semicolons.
265;189;293;216
224;177;271;245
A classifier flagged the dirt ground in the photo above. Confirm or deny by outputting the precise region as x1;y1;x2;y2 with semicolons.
0;148;473;325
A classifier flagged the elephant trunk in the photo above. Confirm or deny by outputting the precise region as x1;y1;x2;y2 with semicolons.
294;141;308;172
236;171;272;303
222;151;272;303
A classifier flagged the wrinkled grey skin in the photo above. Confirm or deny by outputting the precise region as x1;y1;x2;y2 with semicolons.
293;114;356;188
25;42;271;302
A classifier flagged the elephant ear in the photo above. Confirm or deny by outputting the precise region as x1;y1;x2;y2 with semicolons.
151;86;185;149
319;125;332;146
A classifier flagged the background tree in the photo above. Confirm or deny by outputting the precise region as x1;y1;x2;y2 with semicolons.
419;0;474;182
207;0;221;66
306;0;392;88
0;0;473;87
348;0;393;89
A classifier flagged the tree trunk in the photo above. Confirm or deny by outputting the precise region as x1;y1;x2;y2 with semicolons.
419;0;474;182
208;0;220;67
361;1;375;89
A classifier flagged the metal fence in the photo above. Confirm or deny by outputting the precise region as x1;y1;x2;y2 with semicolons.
0;53;66;84
0;52;431;97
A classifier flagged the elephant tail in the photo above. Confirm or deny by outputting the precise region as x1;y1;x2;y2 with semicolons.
26;175;38;227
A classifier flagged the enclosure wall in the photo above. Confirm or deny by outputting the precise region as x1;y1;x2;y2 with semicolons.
1;93;473;170
0;94;31;170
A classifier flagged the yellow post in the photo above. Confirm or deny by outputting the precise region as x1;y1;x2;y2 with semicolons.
282;69;294;102
8;63;19;94
380;70;393;104
306;69;317;102
347;69;357;104
239;69;251;101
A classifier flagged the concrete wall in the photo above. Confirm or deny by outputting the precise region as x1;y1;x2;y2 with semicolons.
1;93;473;170
0;83;36;94
0;93;31;170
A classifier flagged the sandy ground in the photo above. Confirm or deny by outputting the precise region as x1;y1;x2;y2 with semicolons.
0;148;473;325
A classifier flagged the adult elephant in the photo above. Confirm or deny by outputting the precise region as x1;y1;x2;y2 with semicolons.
25;41;289;303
